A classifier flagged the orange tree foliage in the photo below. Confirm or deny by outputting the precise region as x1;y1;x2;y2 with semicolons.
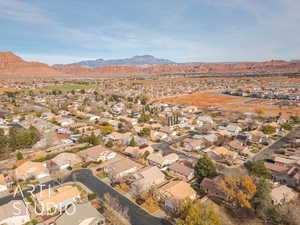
218;175;256;209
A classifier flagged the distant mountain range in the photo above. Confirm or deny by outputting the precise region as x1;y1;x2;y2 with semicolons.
1;51;300;78
55;55;176;67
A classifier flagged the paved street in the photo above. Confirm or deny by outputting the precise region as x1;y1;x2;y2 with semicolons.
152;134;198;160
0;169;171;225
253;126;300;161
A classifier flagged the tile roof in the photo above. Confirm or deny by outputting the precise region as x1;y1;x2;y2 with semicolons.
15;161;48;178
158;180;196;201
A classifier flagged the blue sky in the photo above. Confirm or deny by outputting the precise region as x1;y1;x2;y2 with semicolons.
0;0;299;65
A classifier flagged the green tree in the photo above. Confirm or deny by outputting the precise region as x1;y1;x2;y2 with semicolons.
100;126;114;135
118;123;123;129
195;155;217;180
16;151;23;160
291;115;300;124
139;127;151;137
252;178;272;221
0;136;7;150
176;200;221;225
261;125;276;135
7;127;40;150
281;123;292;131
129;137;138;147
0;128;5;136
139;113;151;123
105;140;113;148
89;132;100;146
245;160;272;179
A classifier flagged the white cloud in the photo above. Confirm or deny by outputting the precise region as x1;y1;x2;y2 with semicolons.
0;0;49;24
2;0;300;63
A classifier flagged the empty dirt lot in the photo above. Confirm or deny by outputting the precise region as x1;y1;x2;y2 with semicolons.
223;104;300;117
156;92;246;107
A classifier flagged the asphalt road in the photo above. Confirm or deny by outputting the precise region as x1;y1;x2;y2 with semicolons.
152;134;198;160
67;169;170;225
0;180;58;205
0;169;170;225
253;126;300;161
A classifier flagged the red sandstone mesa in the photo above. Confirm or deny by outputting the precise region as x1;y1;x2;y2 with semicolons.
1;52;300;78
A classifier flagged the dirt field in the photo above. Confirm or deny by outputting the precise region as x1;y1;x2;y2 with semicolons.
156;92;246;107
0;88;16;94
223;104;300;117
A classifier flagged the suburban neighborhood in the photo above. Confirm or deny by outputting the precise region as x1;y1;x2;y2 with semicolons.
0;76;299;225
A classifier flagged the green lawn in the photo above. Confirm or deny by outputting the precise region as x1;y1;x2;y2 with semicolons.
44;84;98;90
96;171;108;179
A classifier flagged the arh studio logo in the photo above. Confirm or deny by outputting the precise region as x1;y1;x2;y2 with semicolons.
13;184;77;216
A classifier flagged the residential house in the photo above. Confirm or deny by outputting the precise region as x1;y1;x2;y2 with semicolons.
89;115;100;122
160;126;177;136
123;135;146;146
274;156;296;166
36;185;80;212
55;202;105;225
0;200;31;225
209;146;238;160
58;118;74;127
119;116;138;126
197;116;214;124
151;131;168;141
266;163;300;188
133;125;143;133
105;132;131;144
225;124;242;135
124;145;154;159
131;166;165;196
182;138;207;152
15;161;50;181
200;175;229;202
248;130;265;144
156;181;197;212
104;157;142;182
218;124;242;136
51;153;82;170
227;140;247;152
147;152;179;168
200;134;218;143
78;145;116;163
285;167;300;188
41;112;56;121
144;123;161;130
271;185;298;205
168;162;195;181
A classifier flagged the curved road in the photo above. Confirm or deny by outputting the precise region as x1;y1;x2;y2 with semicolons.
0;169;170;225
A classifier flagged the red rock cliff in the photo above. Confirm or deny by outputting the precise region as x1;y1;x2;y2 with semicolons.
0;52;67;78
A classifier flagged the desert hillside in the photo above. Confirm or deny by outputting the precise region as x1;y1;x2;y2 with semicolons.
1;52;300;78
